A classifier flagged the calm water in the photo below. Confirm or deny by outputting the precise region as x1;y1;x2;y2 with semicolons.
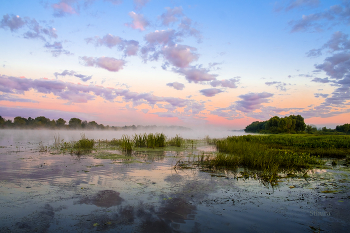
0;130;349;232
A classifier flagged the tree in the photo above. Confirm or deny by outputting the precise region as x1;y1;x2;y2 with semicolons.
245;114;307;134
87;121;98;129
306;125;313;134
14;116;27;127
81;120;87;128
69;118;82;129
294;115;306;132
0;116;5;127
35;116;50;127
266;116;280;133
5;119;13;127
56;118;66;128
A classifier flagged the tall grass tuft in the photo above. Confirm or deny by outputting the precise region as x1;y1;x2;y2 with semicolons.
120;135;133;153
134;133;147;147
167;135;184;147
213;137;322;171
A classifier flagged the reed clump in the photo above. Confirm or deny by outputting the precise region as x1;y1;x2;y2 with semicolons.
167;135;184;147
146;133;166;148
226;134;350;158
120;135;133;153
134;133;147;147
73;138;94;150
213;136;323;171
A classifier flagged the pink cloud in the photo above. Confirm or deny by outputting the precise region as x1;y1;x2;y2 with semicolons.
162;45;198;68
85;34;139;56
125;11;149;31
0;14;26;31
174;66;217;83
0;75;195;109
80;56;126;72
145;29;176;45
166;82;185;90
199;88;223;97
52;1;77;16
160;7;183;26
210;77;240;88
236;92;274;113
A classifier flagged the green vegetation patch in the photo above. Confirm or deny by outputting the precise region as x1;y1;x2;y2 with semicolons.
321;190;338;193
216;134;350;158
167;135;184;147
94;152;130;160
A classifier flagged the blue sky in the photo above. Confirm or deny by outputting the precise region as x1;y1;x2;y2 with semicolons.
0;0;349;129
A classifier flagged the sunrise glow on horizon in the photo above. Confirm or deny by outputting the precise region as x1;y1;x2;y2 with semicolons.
0;0;349;129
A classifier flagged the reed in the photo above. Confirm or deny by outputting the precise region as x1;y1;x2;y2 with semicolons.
134;133;147;147
167;135;184;147
213;137;323;170
217;134;350;158
120;135;133;153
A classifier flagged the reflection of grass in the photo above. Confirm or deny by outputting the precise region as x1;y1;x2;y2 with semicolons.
321;190;338;193
133;146;185;152
94;152;129;160
95;152;142;163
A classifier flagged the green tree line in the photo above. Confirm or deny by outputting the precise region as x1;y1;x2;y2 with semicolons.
0;116;112;130
244;115;350;134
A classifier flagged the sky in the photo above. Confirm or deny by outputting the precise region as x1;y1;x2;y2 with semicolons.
0;0;349;129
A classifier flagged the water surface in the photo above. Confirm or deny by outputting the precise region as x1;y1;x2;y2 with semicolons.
0;130;349;232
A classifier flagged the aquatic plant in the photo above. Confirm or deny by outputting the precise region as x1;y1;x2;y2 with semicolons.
109;138;121;147
120;135;133;153
38;141;48;152
218;134;350;158
213;137;322;171
167;135;184;147
134;133;147;147
73;138;94;150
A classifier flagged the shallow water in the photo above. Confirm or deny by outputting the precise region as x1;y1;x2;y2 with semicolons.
0;130;349;232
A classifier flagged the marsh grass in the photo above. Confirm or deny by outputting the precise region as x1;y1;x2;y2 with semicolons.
146;133;166;148
175;135;331;186
71;134;94;155
213;137;323;170
134;133;147;147
231;134;350;158
38;141;48;152
167;135;184;147
120;135;133;153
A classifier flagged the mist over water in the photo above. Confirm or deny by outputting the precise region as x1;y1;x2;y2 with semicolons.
0;128;248;147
